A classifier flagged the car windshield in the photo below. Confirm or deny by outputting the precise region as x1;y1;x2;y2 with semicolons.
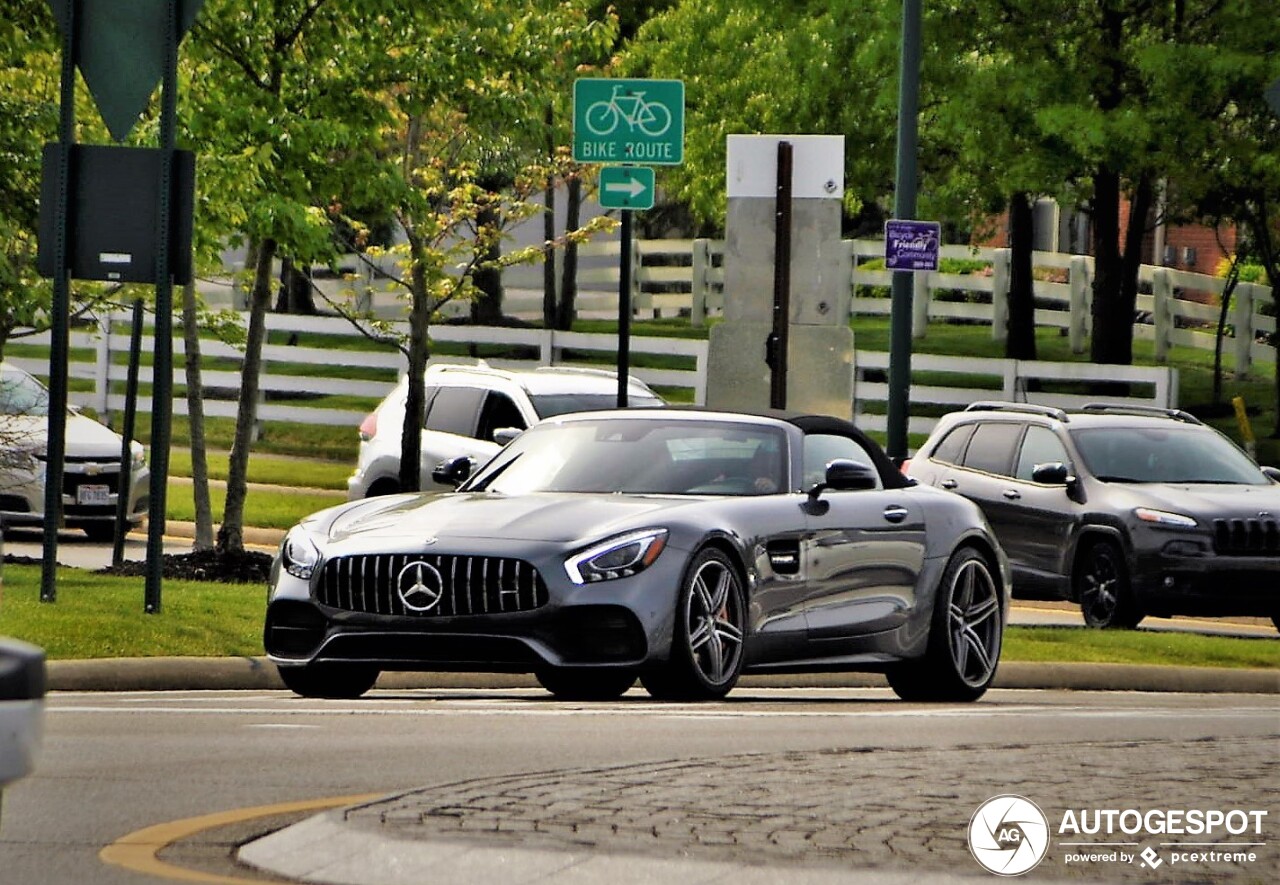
1071;426;1266;485
530;392;663;418
465;417;786;496
0;365;51;416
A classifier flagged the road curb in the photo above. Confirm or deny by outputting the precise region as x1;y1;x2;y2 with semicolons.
45;656;1279;694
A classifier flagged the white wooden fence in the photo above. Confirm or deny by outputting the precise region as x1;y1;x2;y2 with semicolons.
497;238;1276;375
10;310;1178;442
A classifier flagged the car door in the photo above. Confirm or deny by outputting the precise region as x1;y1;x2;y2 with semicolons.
940;420;1024;547
799;432;927;645
1004;424;1078;592
420;386;500;487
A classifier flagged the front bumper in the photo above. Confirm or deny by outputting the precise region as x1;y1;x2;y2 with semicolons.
1132;550;1280;618
265;541;689;672
0;462;150;529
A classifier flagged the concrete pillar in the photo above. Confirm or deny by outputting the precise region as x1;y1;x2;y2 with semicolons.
706;136;854;417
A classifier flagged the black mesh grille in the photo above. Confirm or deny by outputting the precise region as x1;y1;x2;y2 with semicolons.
316;553;549;617
1213;518;1280;556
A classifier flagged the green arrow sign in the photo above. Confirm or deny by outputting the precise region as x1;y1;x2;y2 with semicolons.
574;79;684;165
598;166;655;211
47;0;205;142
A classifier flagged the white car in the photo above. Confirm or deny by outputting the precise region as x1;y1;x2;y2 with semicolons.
348;363;664;498
1;362;150;541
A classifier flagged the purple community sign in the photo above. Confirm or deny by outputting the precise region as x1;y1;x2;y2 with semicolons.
884;219;941;271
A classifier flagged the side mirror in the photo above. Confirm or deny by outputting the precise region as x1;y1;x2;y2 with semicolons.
492;427;522;446
431;455;473;488
808;459;878;502
1031;461;1072;485
1262;466;1280;483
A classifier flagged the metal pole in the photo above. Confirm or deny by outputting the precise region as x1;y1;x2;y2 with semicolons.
41;0;78;604
112;299;144;567
616;209;632;407
145;0;179;614
769;141;793;410
886;0;923;461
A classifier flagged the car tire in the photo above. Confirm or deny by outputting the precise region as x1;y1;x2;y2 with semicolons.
886;547;1003;703
535;667;636;701
640;548;746;702
1076;540;1144;629
277;663;379;699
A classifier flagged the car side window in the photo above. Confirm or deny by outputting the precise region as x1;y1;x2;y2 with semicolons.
930;423;975;465
476;392;527;442
1014;425;1069;481
425;386;486;437
803;433;883;490
961;423;1022;477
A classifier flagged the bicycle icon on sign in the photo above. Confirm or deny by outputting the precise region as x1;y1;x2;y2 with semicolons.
584;85;672;138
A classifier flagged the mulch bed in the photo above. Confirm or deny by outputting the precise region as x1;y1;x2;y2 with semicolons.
94;548;274;583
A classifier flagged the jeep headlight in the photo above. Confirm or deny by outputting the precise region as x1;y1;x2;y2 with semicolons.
281;527;322;579
566;529;668;585
1135;508;1197;528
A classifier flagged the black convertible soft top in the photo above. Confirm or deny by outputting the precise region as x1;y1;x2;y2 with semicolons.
777;412;913;490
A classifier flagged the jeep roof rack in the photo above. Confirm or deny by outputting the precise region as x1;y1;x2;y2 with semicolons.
963;401;1069;423
1080;403;1203;425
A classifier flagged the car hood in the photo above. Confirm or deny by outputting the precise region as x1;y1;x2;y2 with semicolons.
326;492;696;546
1112;481;1280;517
0;412;123;457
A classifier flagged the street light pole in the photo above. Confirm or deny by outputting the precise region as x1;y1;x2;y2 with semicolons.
886;0;923;461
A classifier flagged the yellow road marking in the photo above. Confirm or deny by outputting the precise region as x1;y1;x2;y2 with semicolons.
100;793;384;884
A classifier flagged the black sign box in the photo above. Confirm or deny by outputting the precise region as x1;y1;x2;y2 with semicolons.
38;143;195;285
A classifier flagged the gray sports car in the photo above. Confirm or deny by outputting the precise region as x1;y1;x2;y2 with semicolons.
265;409;1011;702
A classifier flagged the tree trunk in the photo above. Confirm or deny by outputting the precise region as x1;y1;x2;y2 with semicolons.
1006;192;1037;361
274;257;318;314
399;238;430;492
1090;168;1129;365
217;237;277;554
181;279;214;551
1212;265;1239;408
556;172;582;331
471;202;504;326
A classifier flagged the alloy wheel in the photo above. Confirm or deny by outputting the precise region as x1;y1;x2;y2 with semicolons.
945;557;1001;688
683;557;745;686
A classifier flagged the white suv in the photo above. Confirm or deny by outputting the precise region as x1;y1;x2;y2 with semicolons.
347;363;663;498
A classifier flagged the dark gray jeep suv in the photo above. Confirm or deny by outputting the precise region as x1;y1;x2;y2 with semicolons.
907;402;1280;630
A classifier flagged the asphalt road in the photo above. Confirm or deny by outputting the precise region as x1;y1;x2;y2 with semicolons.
1;687;1276;885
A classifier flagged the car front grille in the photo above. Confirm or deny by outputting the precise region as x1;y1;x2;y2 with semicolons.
316;553;549;617
1212;518;1280;556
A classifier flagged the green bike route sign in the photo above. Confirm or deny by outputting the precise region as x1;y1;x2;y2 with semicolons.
573;78;684;165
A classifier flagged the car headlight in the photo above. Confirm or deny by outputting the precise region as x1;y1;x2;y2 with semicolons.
281;527;322;579
565;528;668;585
1135;508;1198;528
130;441;146;470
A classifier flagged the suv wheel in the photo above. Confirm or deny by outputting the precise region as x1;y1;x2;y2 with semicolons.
1076;540;1144;629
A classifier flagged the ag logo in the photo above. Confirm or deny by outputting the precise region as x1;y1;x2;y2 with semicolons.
396;560;444;613
968;795;1050;876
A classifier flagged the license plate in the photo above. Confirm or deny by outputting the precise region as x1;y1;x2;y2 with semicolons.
77;484;111;506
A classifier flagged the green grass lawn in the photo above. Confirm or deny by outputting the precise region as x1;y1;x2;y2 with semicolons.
167;449;353;490
165;480;347;530
1;565;1275;666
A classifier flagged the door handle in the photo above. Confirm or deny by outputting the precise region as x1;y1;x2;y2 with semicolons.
940;479;958;490
1002;489;1022;500
883;505;909;523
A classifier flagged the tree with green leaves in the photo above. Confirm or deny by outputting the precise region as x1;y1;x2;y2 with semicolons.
320;3;615;490
187;0;389;553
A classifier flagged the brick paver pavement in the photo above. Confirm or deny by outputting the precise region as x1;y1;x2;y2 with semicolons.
344;734;1278;881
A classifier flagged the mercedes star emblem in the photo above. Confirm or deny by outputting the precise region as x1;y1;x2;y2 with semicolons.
397;560;444;613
